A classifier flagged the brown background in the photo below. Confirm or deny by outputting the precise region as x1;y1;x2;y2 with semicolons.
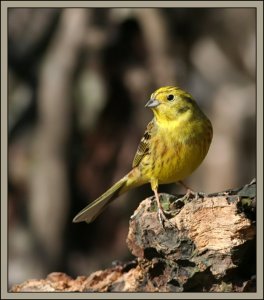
8;7;256;287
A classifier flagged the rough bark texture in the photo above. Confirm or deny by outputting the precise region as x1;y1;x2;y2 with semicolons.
11;179;256;292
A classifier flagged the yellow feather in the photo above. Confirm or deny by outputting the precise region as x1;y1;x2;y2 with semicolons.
73;86;213;224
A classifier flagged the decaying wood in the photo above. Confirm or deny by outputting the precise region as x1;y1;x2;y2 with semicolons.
11;179;256;292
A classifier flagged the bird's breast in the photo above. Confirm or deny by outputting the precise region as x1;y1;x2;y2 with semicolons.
145;121;212;183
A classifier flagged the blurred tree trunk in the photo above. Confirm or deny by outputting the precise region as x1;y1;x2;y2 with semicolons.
28;9;88;271
135;9;176;85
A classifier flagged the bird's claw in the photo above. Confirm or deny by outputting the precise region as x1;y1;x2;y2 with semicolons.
180;190;206;202
157;208;174;228
194;191;206;200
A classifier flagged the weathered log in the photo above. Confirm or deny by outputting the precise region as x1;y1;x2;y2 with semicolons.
11;179;256;292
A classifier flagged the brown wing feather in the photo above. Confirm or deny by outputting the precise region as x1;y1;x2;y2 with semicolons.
132;119;155;168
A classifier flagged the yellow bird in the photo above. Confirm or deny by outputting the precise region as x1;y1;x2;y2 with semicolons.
73;86;213;225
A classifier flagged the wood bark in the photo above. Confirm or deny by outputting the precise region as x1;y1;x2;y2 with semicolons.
12;179;256;292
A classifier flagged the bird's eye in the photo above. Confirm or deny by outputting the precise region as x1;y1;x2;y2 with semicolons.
167;94;174;101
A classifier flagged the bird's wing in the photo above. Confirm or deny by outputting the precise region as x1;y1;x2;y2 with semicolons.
132;119;156;168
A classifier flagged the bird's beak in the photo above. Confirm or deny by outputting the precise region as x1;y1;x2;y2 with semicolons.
145;98;160;108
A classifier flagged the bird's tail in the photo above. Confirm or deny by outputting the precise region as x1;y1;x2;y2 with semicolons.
72;169;141;224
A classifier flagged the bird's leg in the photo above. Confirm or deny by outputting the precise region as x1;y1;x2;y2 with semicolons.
178;181;205;201
152;188;175;229
150;179;174;227
153;188;167;224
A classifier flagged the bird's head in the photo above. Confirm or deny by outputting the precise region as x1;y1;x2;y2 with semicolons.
145;86;200;123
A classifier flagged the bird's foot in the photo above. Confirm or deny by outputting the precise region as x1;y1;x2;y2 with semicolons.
180;189;206;202
178;181;206;201
152;189;177;229
157;207;175;228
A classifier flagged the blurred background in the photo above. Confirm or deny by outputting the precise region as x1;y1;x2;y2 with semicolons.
8;8;256;287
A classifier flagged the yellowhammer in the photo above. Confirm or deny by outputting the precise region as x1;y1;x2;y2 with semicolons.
73;86;213;225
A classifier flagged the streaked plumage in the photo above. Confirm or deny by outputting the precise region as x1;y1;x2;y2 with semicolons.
73;86;213;225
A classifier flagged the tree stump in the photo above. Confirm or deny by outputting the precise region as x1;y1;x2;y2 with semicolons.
11;179;256;292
